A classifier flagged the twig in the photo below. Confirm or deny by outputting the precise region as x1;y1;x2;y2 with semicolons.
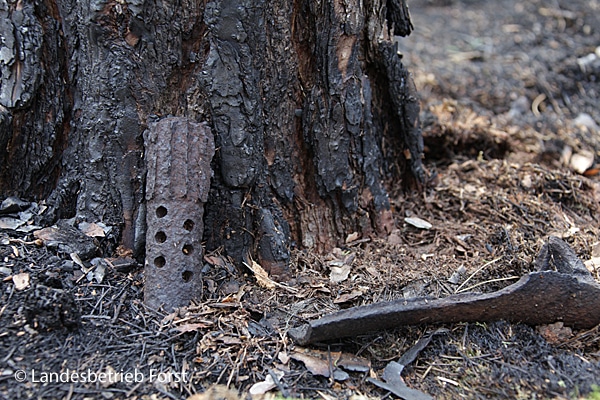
456;276;519;294
455;257;502;293
111;292;127;324
81;315;112;320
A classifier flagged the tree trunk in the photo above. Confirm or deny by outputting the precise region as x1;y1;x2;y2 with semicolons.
0;0;424;304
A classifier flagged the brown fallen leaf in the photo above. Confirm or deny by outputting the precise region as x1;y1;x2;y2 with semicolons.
12;272;30;291
329;264;352;283
245;257;276;289
78;221;107;238
290;350;348;380
334;289;364;304
244;253;298;293
345;232;360;243
290;348;371;381
204;254;228;267
174;322;211;333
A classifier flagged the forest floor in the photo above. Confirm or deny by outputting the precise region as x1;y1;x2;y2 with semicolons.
1;0;600;399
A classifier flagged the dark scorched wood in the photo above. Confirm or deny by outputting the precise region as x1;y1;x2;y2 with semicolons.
289;236;600;345
0;0;424;278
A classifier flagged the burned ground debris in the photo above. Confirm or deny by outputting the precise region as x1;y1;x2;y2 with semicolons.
1;0;600;399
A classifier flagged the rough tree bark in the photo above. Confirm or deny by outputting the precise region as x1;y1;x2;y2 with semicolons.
0;0;424;302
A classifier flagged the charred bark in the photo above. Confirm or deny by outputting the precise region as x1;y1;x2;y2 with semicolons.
0;0;424;291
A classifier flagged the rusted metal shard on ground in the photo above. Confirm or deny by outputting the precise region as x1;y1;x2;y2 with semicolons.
289;237;600;345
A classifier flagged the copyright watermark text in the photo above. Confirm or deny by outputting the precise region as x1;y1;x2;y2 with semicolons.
10;368;189;384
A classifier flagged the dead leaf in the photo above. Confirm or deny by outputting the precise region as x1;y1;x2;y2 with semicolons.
345;232;360;243
334;289;363;304
87;259;106;283
204;254;227;267
455;245;467;254
249;369;284;396
327;252;354;283
277;351;290;364
329;264;352;283
290;348;368;381
244;256;276;289
290;350;349;381
13;272;30;290
404;217;433;230
162;312;178;325
70;252;85;268
583;168;600;177
174;323;211;333
78;221;106;238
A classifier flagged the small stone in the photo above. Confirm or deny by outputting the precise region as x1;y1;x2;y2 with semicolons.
59;260;75;272
0;197;31;215
570;150;594;174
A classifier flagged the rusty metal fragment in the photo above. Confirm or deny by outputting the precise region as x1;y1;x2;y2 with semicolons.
289;236;600;345
144;117;214;311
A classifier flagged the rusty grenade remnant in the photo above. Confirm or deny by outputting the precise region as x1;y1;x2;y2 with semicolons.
144;117;215;311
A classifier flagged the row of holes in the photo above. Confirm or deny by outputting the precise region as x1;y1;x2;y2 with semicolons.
156;206;195;231
152;256;193;282
154;232;195;255
153;205;196;283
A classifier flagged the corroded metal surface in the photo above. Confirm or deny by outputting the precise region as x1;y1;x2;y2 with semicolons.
144;117;214;311
289;237;600;345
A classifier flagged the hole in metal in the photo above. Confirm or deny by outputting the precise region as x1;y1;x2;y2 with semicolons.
154;256;166;268
182;270;193;282
182;244;194;255
155;231;167;243
183;219;195;231
156;206;167;218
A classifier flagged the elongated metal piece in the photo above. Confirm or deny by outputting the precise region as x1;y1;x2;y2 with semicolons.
144;117;214;311
289;237;600;345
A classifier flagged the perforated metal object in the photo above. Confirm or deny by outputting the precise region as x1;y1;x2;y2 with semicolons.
144;117;214;311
